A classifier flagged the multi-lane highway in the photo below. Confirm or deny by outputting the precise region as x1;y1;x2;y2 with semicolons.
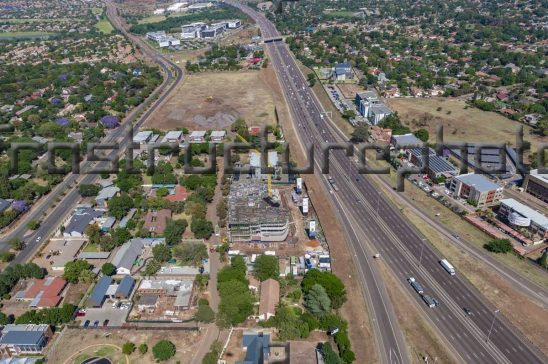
226;1;547;363
0;1;184;264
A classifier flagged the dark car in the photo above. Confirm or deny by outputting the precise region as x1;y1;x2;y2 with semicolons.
464;308;473;316
103;319;109;327
93;320;99;328
83;320;90;328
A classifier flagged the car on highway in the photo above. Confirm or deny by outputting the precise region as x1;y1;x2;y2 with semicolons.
83;320;90;328
36;236;41;242
408;277;424;294
422;294;436;308
464;308;473;316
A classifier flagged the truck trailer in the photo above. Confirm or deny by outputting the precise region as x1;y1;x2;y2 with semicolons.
440;259;456;275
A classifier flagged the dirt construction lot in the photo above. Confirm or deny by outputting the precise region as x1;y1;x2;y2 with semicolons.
47;328;204;363
145;70;277;131
385;98;544;152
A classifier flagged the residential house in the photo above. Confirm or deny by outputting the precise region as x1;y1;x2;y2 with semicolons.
161;130;184;144
188;131;207;143
114;275;135;299
0;325;53;358
89;276;113;307
165;185;188;203
144;209;172;235
449;173;503;207
238;331;271;364
210;130;226;143
111;238;145;275
18;277;67;309
133;131;153;145
258;279;279;321
63;208;104;237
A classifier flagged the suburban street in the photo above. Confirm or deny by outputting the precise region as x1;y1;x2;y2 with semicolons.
225;1;547;363
0;1;184;264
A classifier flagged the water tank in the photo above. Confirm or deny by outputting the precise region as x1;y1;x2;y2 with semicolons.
508;212;530;227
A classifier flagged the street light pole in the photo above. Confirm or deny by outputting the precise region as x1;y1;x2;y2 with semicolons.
486;309;500;344
419;238;426;268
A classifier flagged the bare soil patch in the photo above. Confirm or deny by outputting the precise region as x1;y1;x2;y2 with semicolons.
144;70;277;131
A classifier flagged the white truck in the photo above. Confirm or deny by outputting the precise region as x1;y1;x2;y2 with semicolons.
440;259;456;276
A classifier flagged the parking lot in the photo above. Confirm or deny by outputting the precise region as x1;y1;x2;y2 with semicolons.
79;298;131;328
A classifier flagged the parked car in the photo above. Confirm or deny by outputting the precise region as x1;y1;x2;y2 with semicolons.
103;320;109;327
93;320;99;328
83;320;90;328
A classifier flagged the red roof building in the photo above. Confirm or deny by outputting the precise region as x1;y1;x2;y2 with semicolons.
165;185;189;203
248;126;261;136
23;277;67;308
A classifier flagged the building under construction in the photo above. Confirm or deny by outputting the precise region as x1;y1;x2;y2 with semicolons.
228;179;290;243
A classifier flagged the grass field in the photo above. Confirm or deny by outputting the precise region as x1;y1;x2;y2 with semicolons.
144;70;277;131
385;98;544;152
0;31;55;39
323;10;357;18
96;17;114;34
0;18;76;23
91;7;103;16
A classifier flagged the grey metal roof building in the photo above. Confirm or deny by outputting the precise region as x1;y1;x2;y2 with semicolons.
111;239;144;274
391;134;423;149
453;173;500;192
239;331;271;364
115;275;135;299
63;208;104;237
89;276;112;307
0;198;10;212
415;155;459;177
78;252;111;260
95;186;120;204
0;324;52;357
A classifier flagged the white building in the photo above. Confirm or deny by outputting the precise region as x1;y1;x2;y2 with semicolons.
181;22;206;39
161;130;184;144
498;199;547;244
210;130;226;143
369;104;392;125
189;130;206;143
226;19;241;28
133;130;153;145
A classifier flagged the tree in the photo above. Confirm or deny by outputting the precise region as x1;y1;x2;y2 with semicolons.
122;342;136;355
191;217;213;239
253;255;279;281
350;124;369;143
9;238;22;251
305;284;331;316
414;128;429;142
538;251;548;269
152;244;172;262
144;259;161;276
78;184;100;197
172;243;207;265
195;303;215;323
484;239;513;253
164;219;188;245
108;193;134;219
111;228;132;247
321;342;343;364
101;262;116;276
0;252;14;262
202;341;223;364
0;312;14;325
152;340;176;361
63;260;91;283
138;343;148;354
27;220;40;230
302;269;347;309
85;223;101;245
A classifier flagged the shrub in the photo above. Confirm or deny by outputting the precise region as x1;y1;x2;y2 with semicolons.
122;342;135;355
152;340;176;361
484;239;513;253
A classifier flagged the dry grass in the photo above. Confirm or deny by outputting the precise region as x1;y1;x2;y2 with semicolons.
385;98;543;152
47;328;204;363
144;70;277;131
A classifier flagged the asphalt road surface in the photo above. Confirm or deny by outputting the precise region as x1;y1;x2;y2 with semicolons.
0;1;184;265
226;1;547;363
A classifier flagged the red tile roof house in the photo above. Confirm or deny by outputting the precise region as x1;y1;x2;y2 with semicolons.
144;209;172;235
19;277;67;309
164;185;189;203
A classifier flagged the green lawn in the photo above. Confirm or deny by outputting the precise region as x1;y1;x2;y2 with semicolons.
96;17;114;34
137;15;167;24
323;10;357;18
83;243;100;252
